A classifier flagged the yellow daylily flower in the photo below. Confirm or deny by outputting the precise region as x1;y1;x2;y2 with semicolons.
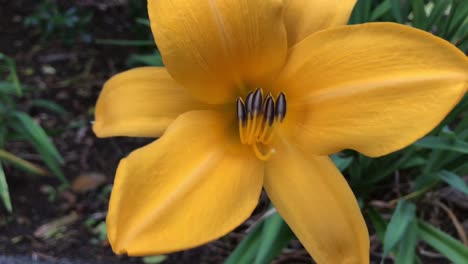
93;0;468;263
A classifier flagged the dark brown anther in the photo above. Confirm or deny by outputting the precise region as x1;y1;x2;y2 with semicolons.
263;93;272;113
237;98;247;126
275;92;287;122
264;96;275;126
252;88;263;114
245;91;254;117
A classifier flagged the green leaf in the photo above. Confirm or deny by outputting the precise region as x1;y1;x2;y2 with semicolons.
401;156;426;169
143;256;168;264
411;0;426;29
396;219;418;264
371;0;392;21
438;170;468;195
10;112;68;185
95;39;155;46
254;212;294;264
224;221;264;264
383;200;416;259
414;136;468;154
367;208;387;242
417;220;468;263
127;52;164;67
135;18;150;27
0;53;22;96
0;149;48;176
390;0;404;23
0;81;18;94
0;162;12;212
12;111;63;163
30;99;69;116
331;154;354;172
423;0;452;32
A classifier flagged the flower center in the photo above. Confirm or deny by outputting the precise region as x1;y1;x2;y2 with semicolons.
236;88;286;161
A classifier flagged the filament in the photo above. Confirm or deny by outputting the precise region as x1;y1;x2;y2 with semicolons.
253;142;276;161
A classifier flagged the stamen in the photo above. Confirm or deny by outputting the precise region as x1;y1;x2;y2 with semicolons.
259;96;274;141
253;142;276;161
248;88;263;144
236;98;247;126
275;92;287;122
248;113;257;144
244;91;254;142
236;98;247;144
245;91;254;116
252;88;263;113
264;125;277;144
236;89;286;161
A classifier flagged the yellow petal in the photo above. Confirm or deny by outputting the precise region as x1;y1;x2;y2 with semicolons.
264;137;369;264
283;0;356;46
276;23;468;157
149;0;287;104
93;67;207;138
107;110;264;255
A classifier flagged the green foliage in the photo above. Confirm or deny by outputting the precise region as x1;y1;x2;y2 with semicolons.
225;211;295;264
350;0;468;52
227;1;468;263
24;0;93;44
382;200;417;260
418;220;468;263
0;53;68;212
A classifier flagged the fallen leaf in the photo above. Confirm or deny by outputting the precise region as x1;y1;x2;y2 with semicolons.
34;212;79;239
72;172;106;193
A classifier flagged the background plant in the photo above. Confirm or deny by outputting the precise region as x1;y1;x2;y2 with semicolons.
24;0;93;44
0;53;68;213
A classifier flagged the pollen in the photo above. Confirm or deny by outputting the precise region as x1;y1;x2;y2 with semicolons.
236;88;286;161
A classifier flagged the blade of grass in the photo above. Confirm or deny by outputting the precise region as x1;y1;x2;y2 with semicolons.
0;161;12;212
95;39;155;46
411;0;427;29
382;200;416;260
224;221;264;264
10;113;68;185
367;208;387;242
423;0;452;32
0;149;48;176
127;52;163;67
254;212;294;264
390;0;404;23
0;53;22;96
0;81;18;94
331;154;354;172
438;170;468;195
396;219;418;264
12;111;63;163
371;0;392;21
30;99;69;116
417;220;468;263
414;136;468;154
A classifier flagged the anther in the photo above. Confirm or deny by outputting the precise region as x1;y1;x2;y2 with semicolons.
245;91;254;117
236;98;247;126
252;88;263;114
275;92;287;122
263;96;275;126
